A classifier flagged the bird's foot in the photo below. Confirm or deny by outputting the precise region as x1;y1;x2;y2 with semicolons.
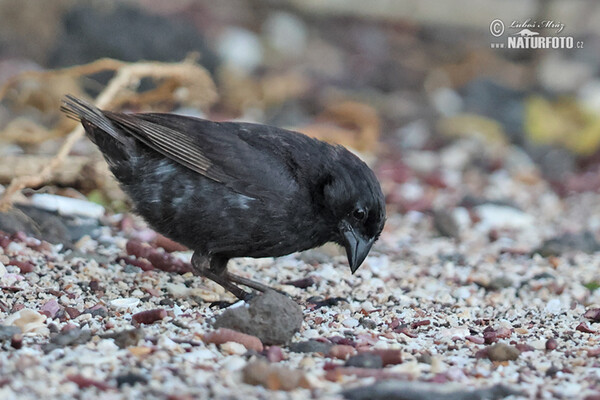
227;272;289;297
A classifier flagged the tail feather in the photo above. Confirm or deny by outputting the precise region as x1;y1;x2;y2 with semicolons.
61;95;127;146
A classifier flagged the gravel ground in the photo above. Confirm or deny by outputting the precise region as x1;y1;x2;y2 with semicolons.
2;139;600;399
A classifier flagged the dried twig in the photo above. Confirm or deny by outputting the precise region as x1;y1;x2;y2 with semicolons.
0;58;217;211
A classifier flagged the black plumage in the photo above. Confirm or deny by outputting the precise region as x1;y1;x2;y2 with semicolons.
61;95;385;299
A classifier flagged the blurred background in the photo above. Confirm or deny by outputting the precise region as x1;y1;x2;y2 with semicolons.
1;0;600;221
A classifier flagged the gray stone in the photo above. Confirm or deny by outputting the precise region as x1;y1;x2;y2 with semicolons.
0;325;21;341
101;328;144;349
213;290;303;345
43;328;92;353
345;353;383;369
289;339;332;354
342;381;520;400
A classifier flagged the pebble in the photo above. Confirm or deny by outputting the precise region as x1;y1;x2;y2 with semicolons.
4;309;48;335
484;343;521;362
217;28;263;72
342;318;359;328
30;194;105;219
132;309;167;325
110;297;140;310
203;328;263;352
289;340;333;354
220;341;248;355
345;353;383;369
242;360;310;391
328;345;356;360
213;290;303;345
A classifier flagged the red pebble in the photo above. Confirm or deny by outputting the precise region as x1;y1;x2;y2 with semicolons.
11;334;22;349
483;330;498;344
395;325;418;338
119;256;154;271
153;234;188;253
546;338;558;351
65;307;81;319
515;343;534;352
126;239;152;259
266;346;284;362
8;260;34;273
466;335;485;344
203;328;263;352
132;309;167;325
411;320;431;329
588;348;600;357
40;299;61;319
283;277;316;289
0;231;10;248
496;327;512;338
577;322;596;333
67;374;113;391
367;349;403;366
585;308;600;322
328;345;356;360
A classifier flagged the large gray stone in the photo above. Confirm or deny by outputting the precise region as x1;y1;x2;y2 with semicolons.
213;290;303;345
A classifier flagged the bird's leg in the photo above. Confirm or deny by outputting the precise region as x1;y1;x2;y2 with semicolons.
225;271;274;293
191;252;249;300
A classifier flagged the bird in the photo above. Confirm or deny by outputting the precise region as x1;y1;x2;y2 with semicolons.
61;95;386;299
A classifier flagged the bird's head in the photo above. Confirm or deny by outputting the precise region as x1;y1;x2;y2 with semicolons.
321;148;386;274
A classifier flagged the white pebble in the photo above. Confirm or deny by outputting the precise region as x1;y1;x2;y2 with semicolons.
221;356;247;371
303;329;320;339
30;193;105;218
220;341;247;355
109;297;140;310
342;318;359;328
544;298;563;315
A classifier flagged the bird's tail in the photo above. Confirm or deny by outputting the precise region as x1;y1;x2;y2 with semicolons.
61;95;128;146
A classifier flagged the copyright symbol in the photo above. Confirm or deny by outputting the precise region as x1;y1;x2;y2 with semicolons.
490;19;504;37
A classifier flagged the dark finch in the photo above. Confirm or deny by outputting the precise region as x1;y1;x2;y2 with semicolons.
62;96;385;299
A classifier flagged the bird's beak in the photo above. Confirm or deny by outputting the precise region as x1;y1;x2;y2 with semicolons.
340;223;374;274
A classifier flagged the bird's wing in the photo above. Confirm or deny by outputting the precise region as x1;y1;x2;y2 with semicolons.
102;111;317;201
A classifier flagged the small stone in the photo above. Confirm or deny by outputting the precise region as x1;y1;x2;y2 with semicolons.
433;209;460;239
66;374;112;391
486;276;513;291
220;341;248;355
242;360;310;391
266;346;284;362
203;328;263;352
536;231;600;257
359;318;377;329
577;322;595;333
213;290;303;345
546;338;558;351
110;298;140;309
342;381;520;400
4;309;48;335
0;325;21;342
289;340;332;354
44;328;92;353
342;318;359;328
585;308;600;322
486;343;520;362
115;373;148;388
132;309;167;325
345;353;383;369
101;328;145;349
283;277;315;288
8;260;34;273
369;349;403;366
40;299;61;319
329;345;356;360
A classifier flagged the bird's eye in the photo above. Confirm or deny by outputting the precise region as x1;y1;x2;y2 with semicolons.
352;208;367;222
